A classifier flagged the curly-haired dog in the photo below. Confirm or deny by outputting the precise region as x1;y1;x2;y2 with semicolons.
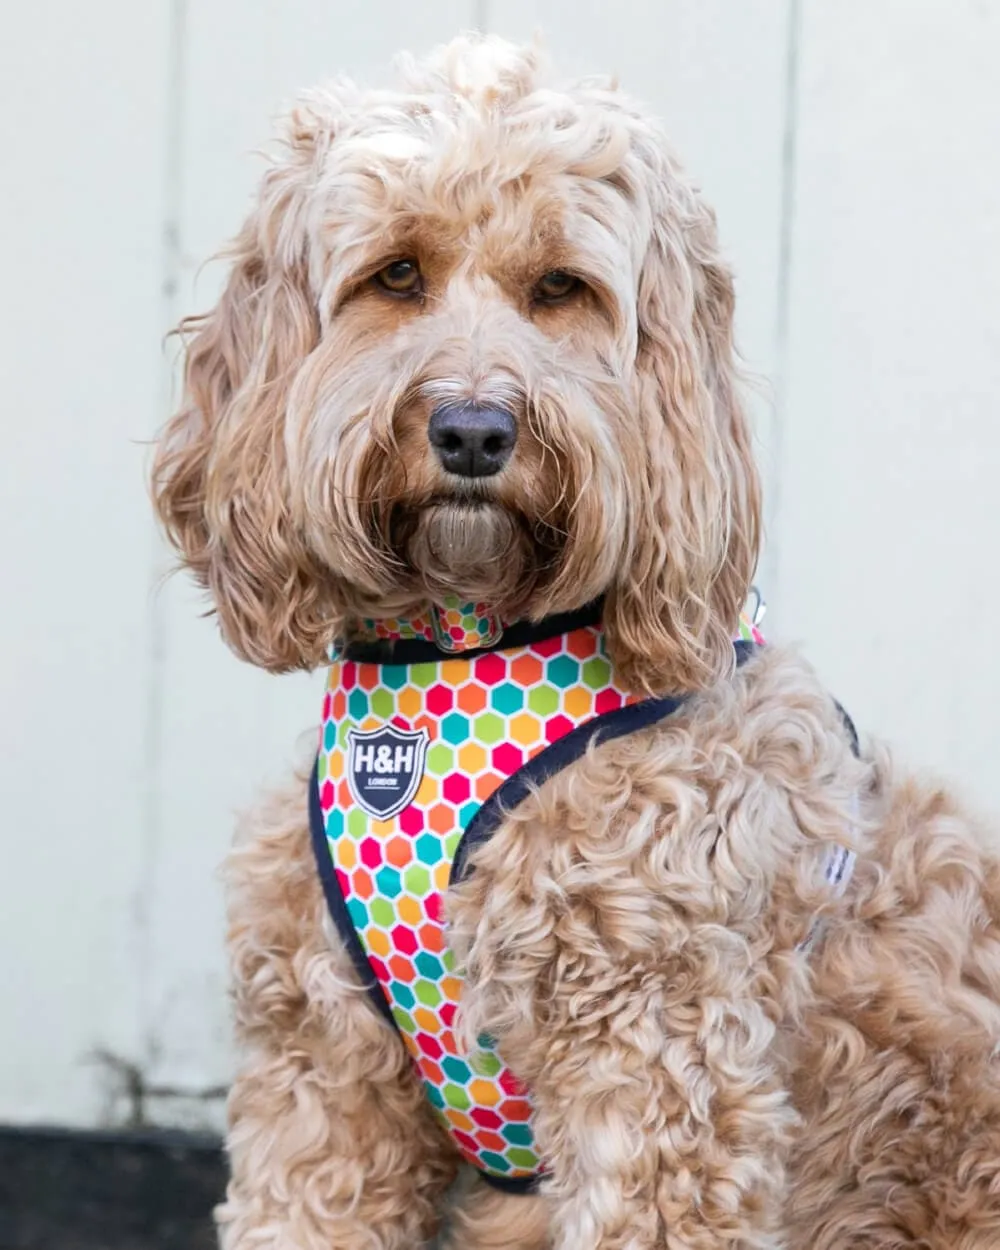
152;34;1000;1250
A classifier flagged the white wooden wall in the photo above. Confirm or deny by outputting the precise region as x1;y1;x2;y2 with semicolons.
2;0;998;1130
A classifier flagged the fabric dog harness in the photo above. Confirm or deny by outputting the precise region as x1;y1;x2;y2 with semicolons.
308;597;848;1192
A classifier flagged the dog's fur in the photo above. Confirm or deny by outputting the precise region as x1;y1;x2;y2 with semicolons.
152;35;1000;1250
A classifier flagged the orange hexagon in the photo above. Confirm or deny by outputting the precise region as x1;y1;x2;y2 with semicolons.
359;666;380;691
398;896;422;926
563;685;591;719
457;682;488;714
475;772;503;801
414;774;439;805
353;869;374;901
440;1029;460;1055
331;689;347;719
372;818;392;838
511;654;543;685
445;1107;475;1133
440;975;463;1003
388;954;414;981
477;1130;508;1152
422;1059;444;1086
500;1098;533;1122
397;686;421;719
367;928;390;958
567;630;597;660
386;836;413;868
440;658;468;687
429;803;454;834
337;779;352;807
418;922;444;953
413;1006;440;1034
468;1078;501;1107
510;713;542;747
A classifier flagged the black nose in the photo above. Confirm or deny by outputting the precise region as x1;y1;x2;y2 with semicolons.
427;402;517;478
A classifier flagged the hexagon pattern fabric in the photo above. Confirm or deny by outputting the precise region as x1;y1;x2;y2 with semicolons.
317;605;764;1179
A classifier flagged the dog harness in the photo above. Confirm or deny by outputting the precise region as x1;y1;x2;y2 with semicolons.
308;597;779;1190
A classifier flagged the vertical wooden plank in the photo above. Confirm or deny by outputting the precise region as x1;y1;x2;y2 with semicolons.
0;2;172;1123
148;1;477;1120
777;0;1000;810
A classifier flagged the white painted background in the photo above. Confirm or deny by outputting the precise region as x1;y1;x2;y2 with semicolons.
2;0;998;1131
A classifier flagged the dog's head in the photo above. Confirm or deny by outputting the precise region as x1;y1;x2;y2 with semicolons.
152;35;760;695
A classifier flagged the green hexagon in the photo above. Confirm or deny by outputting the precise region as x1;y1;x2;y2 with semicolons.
443;1082;470;1111
500;1122;533;1145
415;833;443;866
582;656;612;689
414;978;442;1007
411;662;436;689
444;832;461;861
337;721;351;749
347;807;368;838
527;684;559;716
375;866;402;898
370;687;394;719
404;863;430;894
348;689;370;719
490;682;523;715
317;752;328;781
441;712;470;745
381;665;408;690
427;743;454;775
474;713;504;744
506;1147;537;1169
442;947;457;973
369;898;394;928
547;655;579;688
391;1005;415;1033
470;1049;502;1077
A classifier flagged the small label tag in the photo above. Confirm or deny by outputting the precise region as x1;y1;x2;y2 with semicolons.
346;725;429;820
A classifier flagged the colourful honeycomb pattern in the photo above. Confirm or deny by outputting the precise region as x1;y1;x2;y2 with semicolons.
317;603;763;1179
363;597;503;652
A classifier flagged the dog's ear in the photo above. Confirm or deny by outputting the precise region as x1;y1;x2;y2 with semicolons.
152;103;341;671
604;151;761;696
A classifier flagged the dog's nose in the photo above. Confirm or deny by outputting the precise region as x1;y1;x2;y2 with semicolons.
427;402;517;478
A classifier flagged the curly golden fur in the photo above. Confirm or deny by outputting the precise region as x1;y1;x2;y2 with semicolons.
152;34;1000;1250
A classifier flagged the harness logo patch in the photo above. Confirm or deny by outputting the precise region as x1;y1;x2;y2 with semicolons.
346;725;429;820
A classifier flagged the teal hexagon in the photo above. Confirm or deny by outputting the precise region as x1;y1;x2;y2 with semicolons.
490;682;523;715
404;863;430;895
348;689;370;719
381;665;408;690
323;720;337;750
500;1122;533;1146
393;981;416;1009
527;684;559;716
582;656;612;689
325;806;344;838
547;655;579;688
442;1055;471;1083
474;713;504;744
415;950;444;980
480;1151;511;1173
375;866;402;898
415;833;443;865
441;712;470;745
459;801;479;829
427;743;454;775
346;898;368;930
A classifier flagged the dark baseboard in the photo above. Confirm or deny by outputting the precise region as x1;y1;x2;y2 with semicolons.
0;1125;227;1250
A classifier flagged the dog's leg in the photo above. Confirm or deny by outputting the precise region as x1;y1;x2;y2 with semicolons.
217;782;459;1250
441;1179;550;1250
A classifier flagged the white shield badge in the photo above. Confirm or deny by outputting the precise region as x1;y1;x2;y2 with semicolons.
346;724;430;820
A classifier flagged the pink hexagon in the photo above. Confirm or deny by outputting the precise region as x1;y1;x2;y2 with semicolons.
368;956;389;981
544;714;573;744
320;779;335;808
416;1032;443;1060
477;653;507;686
492;743;523;774
360;837;382;870
470;1107;503;1130
595;688;624;716
322;692;331;720
499;1069;528;1097
391;924;418;955
341;663;357;690
440;1001;457;1029
425;892;443;922
442;774;471;803
452;1129;479;1156
426;684;454;716
400;805;424;836
533;637;562;657
335;868;351;897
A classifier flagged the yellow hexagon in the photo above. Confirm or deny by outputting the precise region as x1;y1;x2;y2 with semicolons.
415;774;439;805
339;839;357;870
328;751;344;780
563;685;592;719
368;928;391;958
458;741;487;774
413;1006;440;1034
445;1108;475;1132
398;896;422;925
440;658;468;687
433;862;451;892
469;1078;501;1106
440;976;463;1003
372;818;393;838
510;712;542;747
397;686;421;719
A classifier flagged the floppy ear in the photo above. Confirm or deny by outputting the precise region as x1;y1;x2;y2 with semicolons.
604;160;761;696
152;107;339;671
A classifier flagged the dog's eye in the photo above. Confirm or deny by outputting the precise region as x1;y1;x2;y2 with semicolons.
373;259;422;297
534;270;582;303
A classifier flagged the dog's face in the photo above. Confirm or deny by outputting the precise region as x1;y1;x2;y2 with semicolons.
153;37;760;695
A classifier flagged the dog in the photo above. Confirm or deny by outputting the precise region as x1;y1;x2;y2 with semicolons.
152;33;1000;1250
